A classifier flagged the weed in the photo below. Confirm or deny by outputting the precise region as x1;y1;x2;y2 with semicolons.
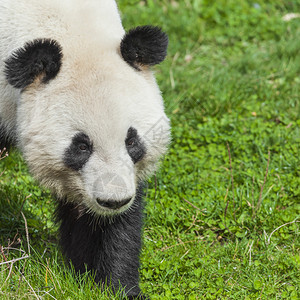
1;0;300;299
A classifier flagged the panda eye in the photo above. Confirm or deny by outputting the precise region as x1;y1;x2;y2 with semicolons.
126;138;135;147
79;144;88;151
125;127;146;164
64;132;94;171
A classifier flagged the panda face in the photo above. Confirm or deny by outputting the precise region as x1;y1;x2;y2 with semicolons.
61;127;147;215
21;70;169;216
5;28;170;216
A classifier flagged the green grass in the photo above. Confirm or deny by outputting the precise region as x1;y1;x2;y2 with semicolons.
1;0;300;299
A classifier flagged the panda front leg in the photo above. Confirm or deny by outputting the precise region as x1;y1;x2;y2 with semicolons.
56;186;147;299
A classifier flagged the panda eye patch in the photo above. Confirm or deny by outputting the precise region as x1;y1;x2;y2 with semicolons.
125;127;146;164
64;132;93;171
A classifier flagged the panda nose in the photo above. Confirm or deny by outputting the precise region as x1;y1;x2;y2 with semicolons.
96;197;132;209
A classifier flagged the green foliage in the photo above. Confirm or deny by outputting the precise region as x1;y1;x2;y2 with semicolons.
1;0;300;298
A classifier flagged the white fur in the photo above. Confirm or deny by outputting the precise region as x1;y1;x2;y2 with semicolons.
0;0;170;216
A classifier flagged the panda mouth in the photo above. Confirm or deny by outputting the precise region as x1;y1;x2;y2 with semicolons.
96;197;131;210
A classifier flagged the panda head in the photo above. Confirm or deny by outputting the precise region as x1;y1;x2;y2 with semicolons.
5;26;170;216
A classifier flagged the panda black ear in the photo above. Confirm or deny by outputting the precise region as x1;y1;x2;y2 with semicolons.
4;39;63;89
120;26;168;70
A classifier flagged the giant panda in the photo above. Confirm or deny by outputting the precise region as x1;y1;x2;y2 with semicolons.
0;0;170;298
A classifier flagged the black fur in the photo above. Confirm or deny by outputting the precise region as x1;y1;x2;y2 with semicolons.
56;184;147;299
125;127;146;164
0;127;9;151
0;121;13;151
4;39;63;89
120;26;168;70
64;132;94;171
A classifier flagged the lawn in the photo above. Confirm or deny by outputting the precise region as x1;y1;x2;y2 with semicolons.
1;0;300;299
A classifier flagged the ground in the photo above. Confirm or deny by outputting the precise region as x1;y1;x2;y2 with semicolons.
0;0;299;299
